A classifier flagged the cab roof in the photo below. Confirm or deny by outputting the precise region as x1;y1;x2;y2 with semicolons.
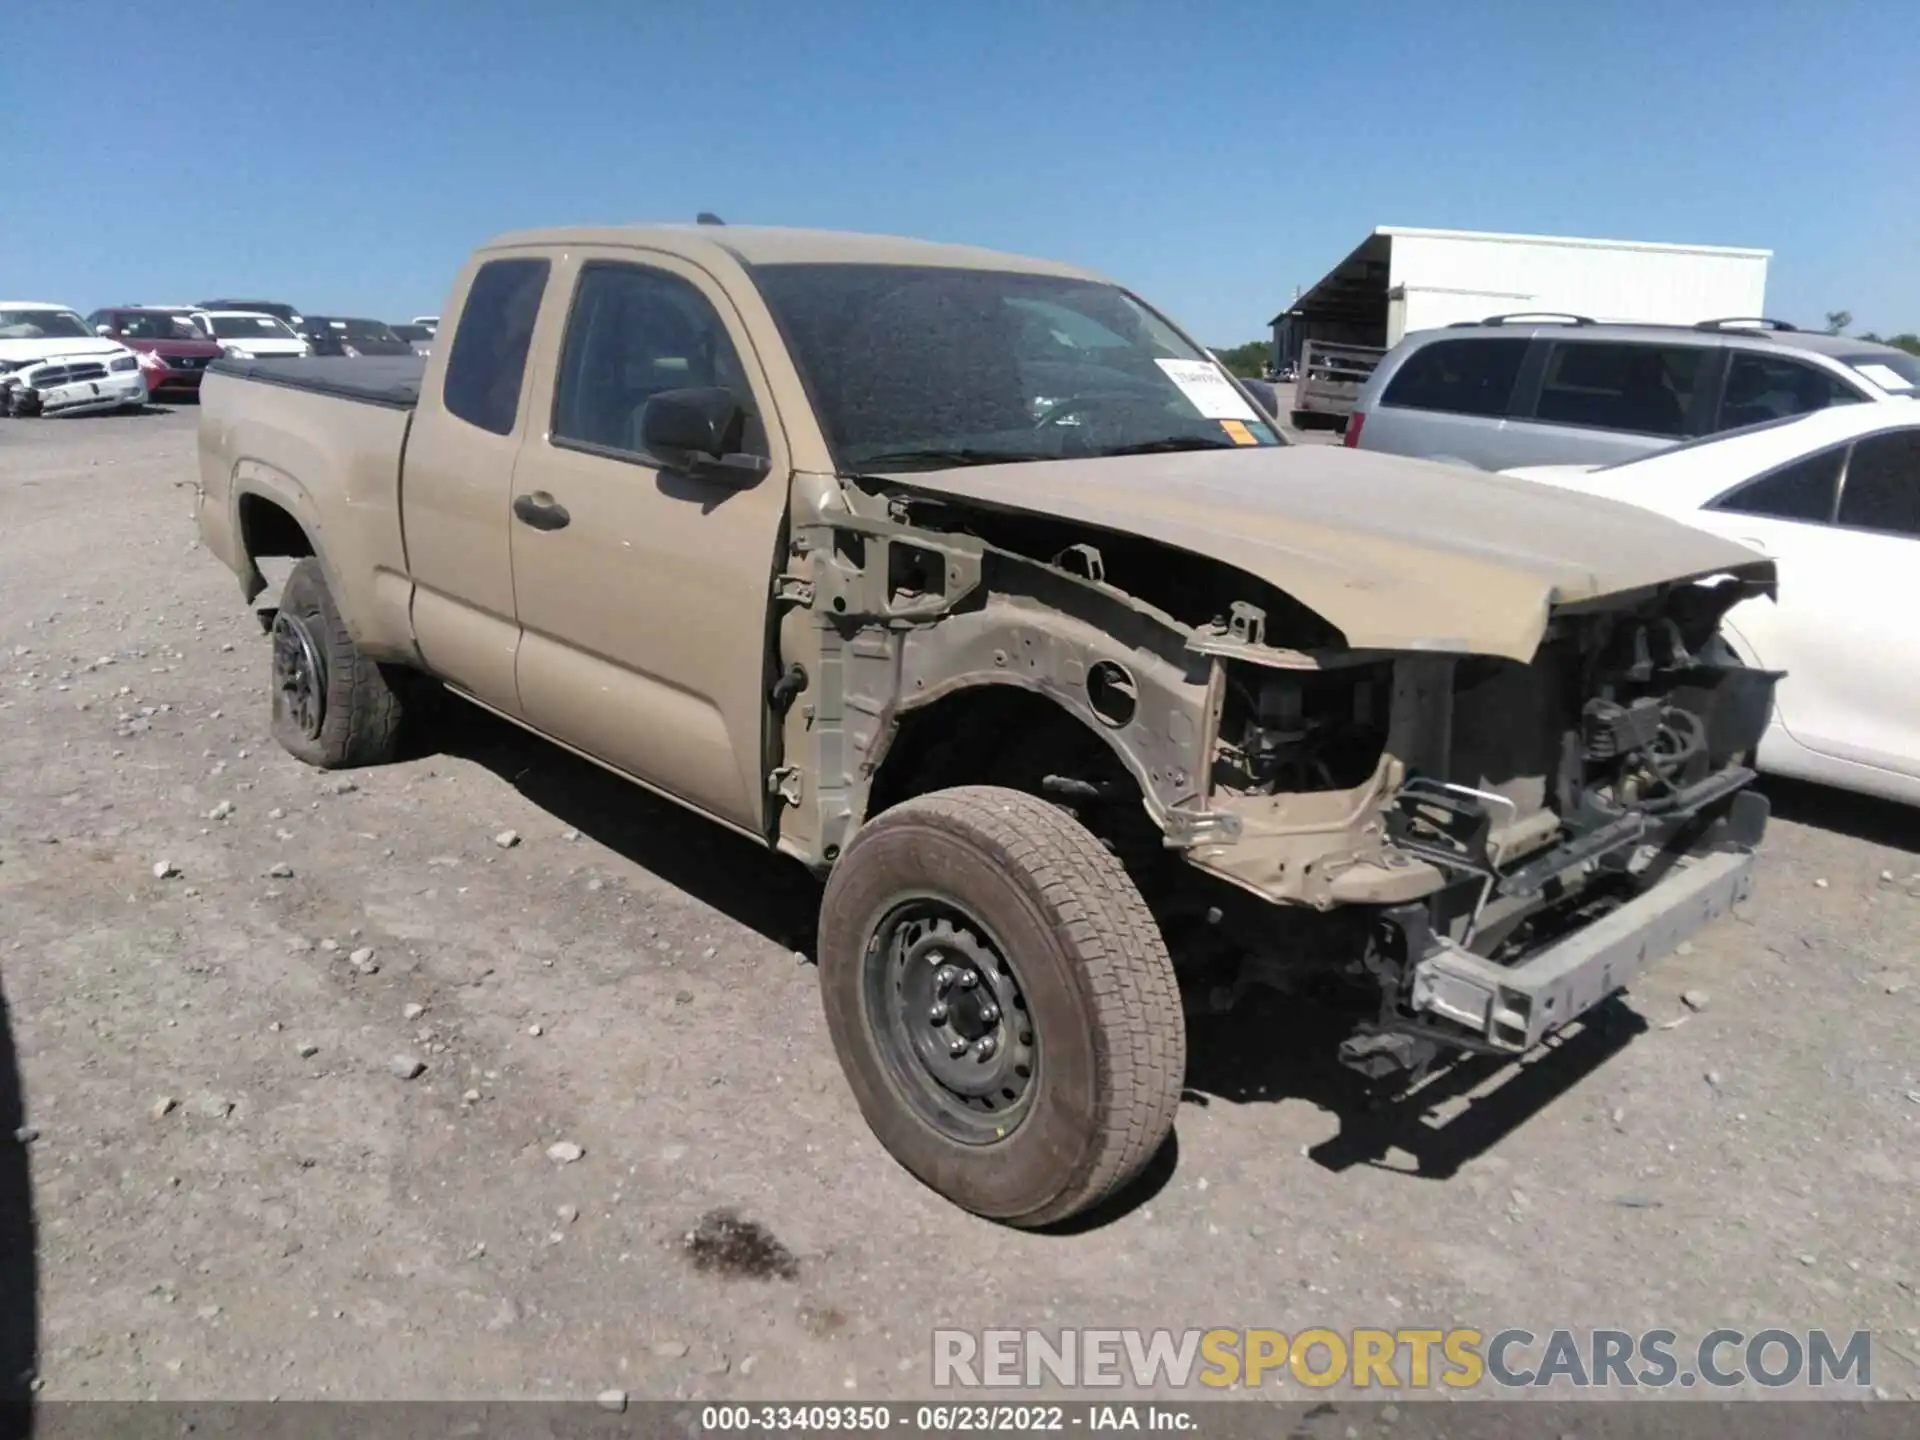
477;224;1103;280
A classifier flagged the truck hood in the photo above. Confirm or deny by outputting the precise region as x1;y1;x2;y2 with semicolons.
891;445;1772;662
1502;462;1607;488
0;336;127;365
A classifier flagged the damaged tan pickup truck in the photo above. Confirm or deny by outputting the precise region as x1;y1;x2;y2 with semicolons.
197;224;1779;1226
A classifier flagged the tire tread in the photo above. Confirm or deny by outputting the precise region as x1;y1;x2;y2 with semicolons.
833;785;1185;1226
275;559;407;769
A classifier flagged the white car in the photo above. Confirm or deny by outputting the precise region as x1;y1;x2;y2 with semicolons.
0;302;148;416
1507;403;1920;805
188;310;312;359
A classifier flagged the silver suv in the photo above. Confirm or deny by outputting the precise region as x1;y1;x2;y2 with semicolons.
1347;314;1920;470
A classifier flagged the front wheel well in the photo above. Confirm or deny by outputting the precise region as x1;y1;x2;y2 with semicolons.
863;686;1167;878
867;687;1133;814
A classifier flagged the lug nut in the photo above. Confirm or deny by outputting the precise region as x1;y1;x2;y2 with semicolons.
975;1037;997;1059
956;971;978;990
977;1003;999;1024
928;1002;949;1023
948;1037;969;1057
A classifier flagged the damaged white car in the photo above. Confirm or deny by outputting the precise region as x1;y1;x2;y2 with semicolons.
0;302;149;417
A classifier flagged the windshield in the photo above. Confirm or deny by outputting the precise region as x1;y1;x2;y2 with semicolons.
1840;351;1920;395
117;311;202;341
0;309;91;340
751;264;1282;472
330;318;401;343
210;315;297;340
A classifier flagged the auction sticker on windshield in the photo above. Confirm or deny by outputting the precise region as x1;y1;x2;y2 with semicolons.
1155;359;1261;421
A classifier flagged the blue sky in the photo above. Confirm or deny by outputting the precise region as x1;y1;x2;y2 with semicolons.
7;1;1915;341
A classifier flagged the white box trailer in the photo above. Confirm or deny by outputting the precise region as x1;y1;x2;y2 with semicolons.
1271;226;1772;424
1382;227;1770;344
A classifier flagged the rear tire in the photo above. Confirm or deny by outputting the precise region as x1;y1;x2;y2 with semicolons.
818;785;1185;1227
269;558;409;769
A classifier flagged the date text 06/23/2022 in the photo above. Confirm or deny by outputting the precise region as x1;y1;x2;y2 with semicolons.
700;1405;1195;1432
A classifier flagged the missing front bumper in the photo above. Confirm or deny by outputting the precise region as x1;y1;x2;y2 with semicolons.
1407;846;1754;1052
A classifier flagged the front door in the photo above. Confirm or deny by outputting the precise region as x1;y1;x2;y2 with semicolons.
507;249;790;834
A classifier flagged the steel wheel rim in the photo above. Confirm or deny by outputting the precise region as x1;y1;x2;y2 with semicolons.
863;897;1038;1145
271;611;326;740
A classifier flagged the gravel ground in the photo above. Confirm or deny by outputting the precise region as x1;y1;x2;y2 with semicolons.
0;408;1915;1403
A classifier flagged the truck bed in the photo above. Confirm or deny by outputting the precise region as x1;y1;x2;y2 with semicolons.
207;355;426;409
197;357;421;660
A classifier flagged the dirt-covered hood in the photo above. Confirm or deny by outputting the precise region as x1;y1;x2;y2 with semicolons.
891;445;1774;662
0;336;128;366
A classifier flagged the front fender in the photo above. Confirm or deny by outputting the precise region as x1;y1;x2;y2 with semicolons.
891;601;1214;829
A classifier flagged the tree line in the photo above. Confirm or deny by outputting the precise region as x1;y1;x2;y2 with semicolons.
1823;311;1920;354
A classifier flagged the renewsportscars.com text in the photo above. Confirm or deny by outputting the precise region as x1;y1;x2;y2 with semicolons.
932;1327;1873;1391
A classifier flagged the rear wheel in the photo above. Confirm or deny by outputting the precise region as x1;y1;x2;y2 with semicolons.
270;558;411;768
818;785;1185;1227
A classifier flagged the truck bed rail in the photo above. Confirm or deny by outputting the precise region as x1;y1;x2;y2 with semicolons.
208;355;425;410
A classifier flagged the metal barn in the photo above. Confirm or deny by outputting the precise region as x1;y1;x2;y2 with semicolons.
1272;226;1772;367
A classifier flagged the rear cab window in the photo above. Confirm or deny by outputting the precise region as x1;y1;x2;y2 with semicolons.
442;257;551;435
1528;340;1706;437
1378;337;1528;418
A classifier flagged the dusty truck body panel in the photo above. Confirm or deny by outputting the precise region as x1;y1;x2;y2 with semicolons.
197;357;423;664
194;222;1781;1224
889;444;1768;663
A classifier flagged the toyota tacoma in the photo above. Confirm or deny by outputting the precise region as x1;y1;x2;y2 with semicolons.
194;224;1778;1226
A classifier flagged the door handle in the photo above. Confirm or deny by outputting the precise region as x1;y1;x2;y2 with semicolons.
512;492;570;531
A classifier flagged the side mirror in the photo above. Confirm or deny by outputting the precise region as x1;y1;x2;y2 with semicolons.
638;387;770;482
96;324;113;336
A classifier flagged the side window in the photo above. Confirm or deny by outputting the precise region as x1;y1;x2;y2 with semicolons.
1532;342;1703;437
442;257;550;436
1837;429;1920;538
1379;338;1527;418
1719;352;1864;431
551;262;765;459
1710;447;1843;523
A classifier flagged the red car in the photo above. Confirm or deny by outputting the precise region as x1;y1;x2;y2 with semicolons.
85;307;224;400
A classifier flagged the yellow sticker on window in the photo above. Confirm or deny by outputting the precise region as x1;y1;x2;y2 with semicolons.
1220;419;1258;446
